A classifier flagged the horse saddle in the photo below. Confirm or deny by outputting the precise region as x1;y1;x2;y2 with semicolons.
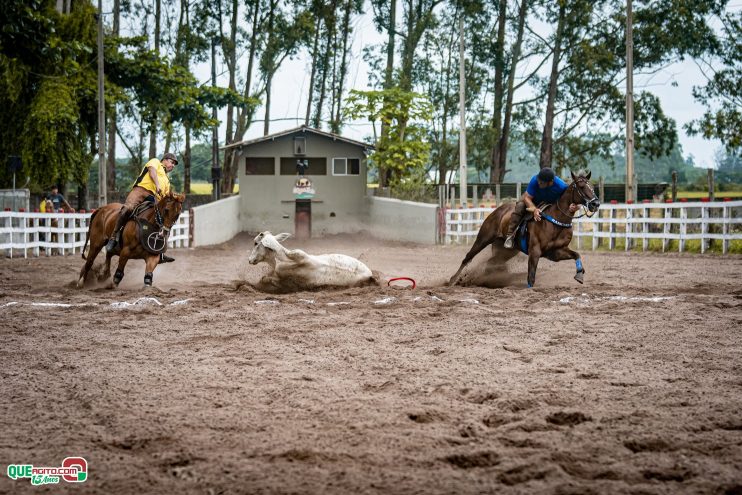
515;204;552;255
110;200;169;255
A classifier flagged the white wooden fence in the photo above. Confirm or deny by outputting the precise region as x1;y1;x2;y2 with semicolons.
445;200;742;254
1;210;190;258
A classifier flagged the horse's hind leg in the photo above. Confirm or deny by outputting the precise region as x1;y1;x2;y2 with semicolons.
546;247;585;284
78;241;105;288
99;252;114;281
491;240;519;265
448;219;501;286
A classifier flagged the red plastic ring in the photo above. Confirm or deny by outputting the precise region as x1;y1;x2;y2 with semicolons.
387;277;416;289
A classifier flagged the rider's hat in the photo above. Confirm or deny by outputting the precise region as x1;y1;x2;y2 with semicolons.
162;152;179;165
537;167;555;182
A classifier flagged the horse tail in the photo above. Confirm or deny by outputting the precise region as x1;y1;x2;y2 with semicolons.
81;209;99;260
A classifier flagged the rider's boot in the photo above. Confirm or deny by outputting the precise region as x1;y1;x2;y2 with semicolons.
504;202;525;249
159;253;175;264
106;209;128;252
503;234;515;249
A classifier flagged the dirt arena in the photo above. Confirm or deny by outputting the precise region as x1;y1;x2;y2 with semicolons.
1;233;741;494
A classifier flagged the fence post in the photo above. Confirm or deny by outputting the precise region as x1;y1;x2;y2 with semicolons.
671;171;678;202
609;207;616;250
22;213;28;258
472;185;478;208
625;207;632;251
642;206;648;252
516;182;521;199
679;207;686;253
576;217;582;249
592;209;599;251
33;215;40;257
701;206;708;254
495;184;501;206
662;206;670;252
599;176;605;203
722;205;729;254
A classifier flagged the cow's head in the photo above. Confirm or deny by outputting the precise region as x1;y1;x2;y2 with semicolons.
248;231;291;265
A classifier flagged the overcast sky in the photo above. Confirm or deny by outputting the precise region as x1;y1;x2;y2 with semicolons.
173;3;735;170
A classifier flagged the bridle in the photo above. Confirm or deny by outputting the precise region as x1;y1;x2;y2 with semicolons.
557;178;600;219
152;197;181;236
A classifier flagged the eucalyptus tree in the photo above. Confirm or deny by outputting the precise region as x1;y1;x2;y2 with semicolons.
526;0;728;175
686;9;741;149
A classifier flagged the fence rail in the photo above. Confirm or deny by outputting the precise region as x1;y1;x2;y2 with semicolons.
1;211;190;258
445;200;742;254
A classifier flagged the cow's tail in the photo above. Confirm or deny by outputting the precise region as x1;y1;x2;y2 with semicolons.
81;209;99;260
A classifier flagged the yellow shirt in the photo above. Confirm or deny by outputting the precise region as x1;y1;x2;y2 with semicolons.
134;158;171;199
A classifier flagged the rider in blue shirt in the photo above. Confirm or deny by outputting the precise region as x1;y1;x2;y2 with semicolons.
504;167;577;249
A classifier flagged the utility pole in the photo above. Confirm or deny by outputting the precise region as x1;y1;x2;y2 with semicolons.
96;0;107;207
625;0;635;203
458;16;468;208
211;38;221;201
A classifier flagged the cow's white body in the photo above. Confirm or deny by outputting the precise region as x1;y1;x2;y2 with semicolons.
248;232;375;291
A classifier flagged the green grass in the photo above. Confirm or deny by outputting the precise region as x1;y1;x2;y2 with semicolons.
676;191;742;199
572;237;742;254
188;182;239;194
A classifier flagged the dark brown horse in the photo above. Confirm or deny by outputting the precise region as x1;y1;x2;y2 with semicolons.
78;192;185;288
449;170;600;288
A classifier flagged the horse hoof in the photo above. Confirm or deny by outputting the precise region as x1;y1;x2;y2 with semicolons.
574;271;584;284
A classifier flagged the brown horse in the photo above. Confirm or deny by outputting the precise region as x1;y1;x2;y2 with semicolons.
78;192;185;288
448;170;600;288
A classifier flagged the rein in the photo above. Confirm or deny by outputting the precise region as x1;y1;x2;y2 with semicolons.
553;179;598;222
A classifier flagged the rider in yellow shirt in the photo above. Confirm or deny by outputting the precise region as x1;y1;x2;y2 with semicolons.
106;152;178;262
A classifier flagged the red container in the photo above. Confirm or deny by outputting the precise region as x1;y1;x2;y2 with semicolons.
665;199;673;203
700;197;710;202
610;200;618;204
680;198;688;202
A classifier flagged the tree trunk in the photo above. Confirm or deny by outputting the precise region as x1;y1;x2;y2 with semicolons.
313;1;337;129
305;17;322;126
331;0;353;133
379;0;396;187
223;0;261;194
489;0;507;183
105;0;120;194
148;0;161;159
184;126;191;193
263;71;273;135
225;0;238;159
539;2;566;170
495;0;528;183
262;0;276;135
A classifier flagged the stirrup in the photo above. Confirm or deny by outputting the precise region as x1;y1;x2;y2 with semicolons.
504;235;514;249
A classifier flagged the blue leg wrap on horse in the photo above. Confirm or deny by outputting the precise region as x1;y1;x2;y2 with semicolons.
576;259;583;272
114;269;124;284
144;272;153;286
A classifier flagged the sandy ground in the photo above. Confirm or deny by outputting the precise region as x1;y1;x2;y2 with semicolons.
1;232;741;494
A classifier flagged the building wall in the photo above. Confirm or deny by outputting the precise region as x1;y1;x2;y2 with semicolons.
237;132;369;236
366;196;439;244
191;196;240;246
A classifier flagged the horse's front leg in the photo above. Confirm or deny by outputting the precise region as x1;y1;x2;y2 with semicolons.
144;255;159;287
113;253;131;288
527;246;542;288
546;247;585;284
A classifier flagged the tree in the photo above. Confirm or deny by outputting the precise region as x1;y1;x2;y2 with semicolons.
686;10;741;149
344;88;433;184
0;0;98;191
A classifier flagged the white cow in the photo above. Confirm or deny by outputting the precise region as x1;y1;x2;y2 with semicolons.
248;232;377;292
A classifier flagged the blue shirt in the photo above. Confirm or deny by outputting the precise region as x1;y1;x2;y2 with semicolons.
525;175;568;204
